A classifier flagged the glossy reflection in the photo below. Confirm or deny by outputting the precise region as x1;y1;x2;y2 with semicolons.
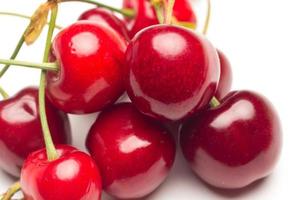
86;103;176;199
0;87;71;177
78;8;129;40
180;90;282;189
20;145;102;200
125;25;220;121
123;0;196;38
46;21;127;114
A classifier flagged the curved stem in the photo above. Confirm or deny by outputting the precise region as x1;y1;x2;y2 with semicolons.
0;12;63;29
0;182;21;200
61;0;135;18
39;5;59;161
165;0;175;24
210;96;220;108
0;58;58;71
0;86;9;99
0;31;25;79
202;0;211;35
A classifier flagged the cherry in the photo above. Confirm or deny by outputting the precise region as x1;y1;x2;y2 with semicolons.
216;50;233;99
78;8;130;40
20;145;102;200
180;90;282;189
125;25;220;121
86;103;176;199
123;0;196;38
46;21;127;114
0;87;71;177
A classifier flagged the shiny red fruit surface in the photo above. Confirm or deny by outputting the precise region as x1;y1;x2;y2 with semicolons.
20;145;102;200
78;8;129;40
86;103;176;199
216;50;233;99
46;21;127;114
0;87;71;177
123;0;196;38
125;25;220;121
180;90;282;189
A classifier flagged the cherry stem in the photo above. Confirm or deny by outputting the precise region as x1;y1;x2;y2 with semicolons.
210;96;221;108
0;182;21;200
202;0;211;35
0;86;9;100
0;12;62;79
165;0;175;24
39;4;59;161
0;58;58;71
151;0;165;24
0;12;63;29
61;0;135;18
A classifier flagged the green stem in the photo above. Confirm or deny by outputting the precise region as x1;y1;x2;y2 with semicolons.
210;96;221;108
202;0;211;35
0;86;9;99
39;5;59;161
0;31;25;79
165;0;175;24
0;58;58;71
151;1;164;24
62;0;135;17
0;11;63;29
0;182;21;200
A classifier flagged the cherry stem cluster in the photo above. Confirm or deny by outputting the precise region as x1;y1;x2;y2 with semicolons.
39;4;59;161
0;85;9;99
165;0;175;24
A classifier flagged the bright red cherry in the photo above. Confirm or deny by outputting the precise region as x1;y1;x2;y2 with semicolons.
0;87;71;177
78;8;130;40
46;21;127;114
123;0;197;38
125;25;220;121
86;103;176;199
216;50;233;99
180;90;282;189
20;145;102;200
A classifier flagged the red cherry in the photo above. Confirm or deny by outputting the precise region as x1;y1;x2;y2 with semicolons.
20;145;102;200
46;21;127;114
86;103;176;199
180;90;282;189
216;50;233;99
123;0;196;38
78;8;130;40
125;25;220;121
0;87;71;177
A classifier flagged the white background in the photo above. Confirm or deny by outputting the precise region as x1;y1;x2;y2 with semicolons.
0;0;299;199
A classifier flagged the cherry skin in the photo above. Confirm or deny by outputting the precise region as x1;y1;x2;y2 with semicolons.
123;0;197;38
0;87;71;177
125;25;220;121
216;50;233;99
78;8;130;40
86;103;176;199
46;21;127;114
180;90;282;189
20;145;102;200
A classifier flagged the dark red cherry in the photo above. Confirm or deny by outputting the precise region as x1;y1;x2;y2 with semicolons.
46;21;127;114
0;87;71;177
78;8;130;40
86;103;176;199
216;50;233;99
20;145;102;200
180;90;282;189
123;0;196;38
125;25;220;121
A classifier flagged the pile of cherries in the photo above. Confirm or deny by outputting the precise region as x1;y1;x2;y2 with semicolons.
0;0;282;199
